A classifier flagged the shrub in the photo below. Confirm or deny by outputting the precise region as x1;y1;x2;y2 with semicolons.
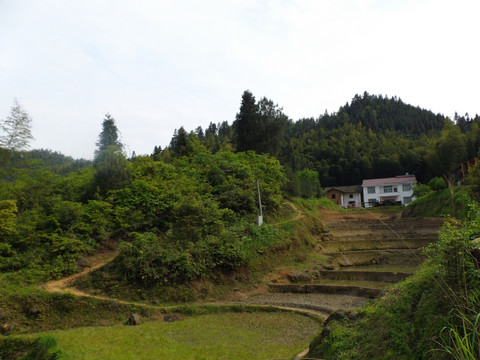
0;200;17;240
293;169;321;198
413;183;432;198
110;232;246;287
20;335;63;360
428;177;448;191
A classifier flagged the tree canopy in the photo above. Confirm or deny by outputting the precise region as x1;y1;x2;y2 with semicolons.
233;90;288;156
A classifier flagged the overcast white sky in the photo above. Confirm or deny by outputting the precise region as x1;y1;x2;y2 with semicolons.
1;0;479;159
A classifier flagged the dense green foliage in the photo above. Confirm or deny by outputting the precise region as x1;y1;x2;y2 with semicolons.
320;92;445;134
0;131;286;288
233;90;288;157
164;91;479;189
2;91;479;288
105;151;285;286
309;197;480;359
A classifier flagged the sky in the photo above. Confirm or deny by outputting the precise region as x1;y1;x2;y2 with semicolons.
1;0;479;159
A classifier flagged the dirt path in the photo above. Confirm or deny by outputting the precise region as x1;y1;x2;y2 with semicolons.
43;250;117;297
41;241;334;317
42;201;304;301
289;202;305;221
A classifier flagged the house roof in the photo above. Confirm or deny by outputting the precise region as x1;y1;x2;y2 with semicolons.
325;185;362;194
362;175;416;186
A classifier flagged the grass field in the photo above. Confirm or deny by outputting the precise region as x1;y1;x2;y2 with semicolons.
41;312;319;359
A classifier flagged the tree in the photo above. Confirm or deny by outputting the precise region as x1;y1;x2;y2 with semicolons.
233;90;288;156
467;161;480;200
293;169;321;198
195;126;204;140
93;114;130;195
0;200;17;241
169;127;188;156
256;97;288;156
0;99;34;151
426;120;467;215
426;121;466;186
233;90;258;153
94;145;131;195
94;113;122;158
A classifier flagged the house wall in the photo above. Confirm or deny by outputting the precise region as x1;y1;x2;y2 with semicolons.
341;192;362;208
362;182;416;207
326;189;342;206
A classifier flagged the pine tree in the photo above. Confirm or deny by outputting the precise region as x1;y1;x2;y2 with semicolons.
94;113;122;158
0;99;34;151
169;127;188;156
233;91;287;156
93;113;130;195
233;90;258;152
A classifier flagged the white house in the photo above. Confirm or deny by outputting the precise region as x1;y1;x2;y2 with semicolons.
362;174;416;207
325;185;363;208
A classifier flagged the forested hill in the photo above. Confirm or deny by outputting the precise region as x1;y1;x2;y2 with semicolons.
279;93;451;187
151;90;479;188
297;92;447;137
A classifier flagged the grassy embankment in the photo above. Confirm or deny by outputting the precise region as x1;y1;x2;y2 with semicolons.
308;187;480;360
406;186;471;218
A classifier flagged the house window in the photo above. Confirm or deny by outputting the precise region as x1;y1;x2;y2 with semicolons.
404;196;412;205
402;184;412;192
384;185;393;193
349;194;353;198
331;194;336;199
394;187;398;192
367;187;375;194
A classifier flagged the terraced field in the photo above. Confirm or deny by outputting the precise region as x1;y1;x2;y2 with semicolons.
235;209;444;317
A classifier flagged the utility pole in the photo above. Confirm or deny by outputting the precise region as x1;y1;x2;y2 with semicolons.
256;179;263;226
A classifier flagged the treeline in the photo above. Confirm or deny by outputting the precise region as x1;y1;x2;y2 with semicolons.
156;91;480;187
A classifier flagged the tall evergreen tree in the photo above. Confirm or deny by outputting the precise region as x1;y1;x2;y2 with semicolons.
95;113;122;158
93;113;130;195
233;90;258;153
169;127;188;156
233;90;287;156
256;97;288;156
0;99;34;152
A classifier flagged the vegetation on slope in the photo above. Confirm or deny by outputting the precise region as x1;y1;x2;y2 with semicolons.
308;197;480;360
2;92;480;359
406;187;471;219
165;91;480;188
